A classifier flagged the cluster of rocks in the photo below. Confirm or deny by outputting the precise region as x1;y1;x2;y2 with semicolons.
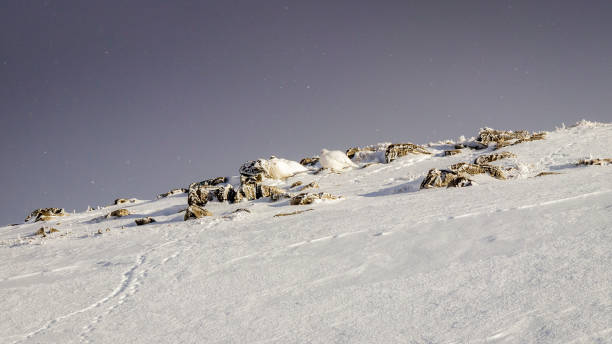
114;198;136;205
345;142;431;164
25;208;66;222
477;127;546;149
421;152;512;189
577;158;612;166
289;192;341;205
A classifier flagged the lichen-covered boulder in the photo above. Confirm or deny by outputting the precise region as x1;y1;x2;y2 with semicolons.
110;209;130;217
450;162;506;180
420;169;472;189
474;151;516;165
346;146;377;159
239;159;270;183
477;127;546;149
212;184;234;202
114;198;136;205
239;183;257;201
135;217;156;225
290;192;340;205
299;157;319;166
184;205;213;220
385;143;431;163
187;183;210;207
25;208;66;222
255;184;289;201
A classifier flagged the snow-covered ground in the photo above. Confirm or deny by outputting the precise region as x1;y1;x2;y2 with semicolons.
1;121;611;343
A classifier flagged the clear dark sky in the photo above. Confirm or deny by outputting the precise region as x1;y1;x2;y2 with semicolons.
1;1;611;224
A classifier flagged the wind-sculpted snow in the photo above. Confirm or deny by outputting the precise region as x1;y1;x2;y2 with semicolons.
1;121;612;343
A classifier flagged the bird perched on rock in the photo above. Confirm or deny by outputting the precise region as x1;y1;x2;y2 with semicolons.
319;149;359;170
267;157;308;179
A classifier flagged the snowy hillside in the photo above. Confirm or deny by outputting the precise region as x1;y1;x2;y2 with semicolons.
1;121;611;343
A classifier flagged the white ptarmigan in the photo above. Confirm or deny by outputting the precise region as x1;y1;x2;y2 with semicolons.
319;149;359;170
267;157;308;179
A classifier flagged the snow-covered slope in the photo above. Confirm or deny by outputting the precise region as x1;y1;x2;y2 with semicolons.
1;121;611;343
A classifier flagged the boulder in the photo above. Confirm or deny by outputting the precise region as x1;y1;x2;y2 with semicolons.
135;217;156;226
290;181;303;188
299;157;319;166
477;127;546;149
346;146;376;159
474;152;516;165
157;188;188;199
110;209;130;217
187;183;210;207
213;184;234;202
239;159;270;183
450;162;506;180
184;205;213;220
25;208;66;222
114;198;136;205
256;185;289;201
290;192;340;205
385;143;431;163
420;169;472;189
239;183;257;201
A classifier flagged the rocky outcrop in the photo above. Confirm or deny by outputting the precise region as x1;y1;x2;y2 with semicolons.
346;146;376;159
239;183;257;201
299;157;319;166
157;188;188;199
110;209;130;217
577;158;612;166
385;143;431;163
290;181;303;188
25;208;66;222
114;198;136;205
290;192;340;205
420;169;472;189
187;183;211;207
135;217;156;225
257;185;290;201
211;184;234;202
239;159;270;184
450;162;506;180
477;128;546;149
184;205;213;220
473;152;516;165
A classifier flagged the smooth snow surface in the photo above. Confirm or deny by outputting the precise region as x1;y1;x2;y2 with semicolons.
1;122;612;343
320;148;358;170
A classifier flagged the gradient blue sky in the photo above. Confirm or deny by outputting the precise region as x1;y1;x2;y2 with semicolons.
1;0;611;224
